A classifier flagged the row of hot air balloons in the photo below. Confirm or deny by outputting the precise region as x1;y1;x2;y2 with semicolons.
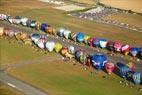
0;25;142;85
0;13;142;59
0;14;142;59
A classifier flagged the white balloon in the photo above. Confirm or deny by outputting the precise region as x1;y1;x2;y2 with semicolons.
45;41;55;52
68;46;75;54
63;30;71;39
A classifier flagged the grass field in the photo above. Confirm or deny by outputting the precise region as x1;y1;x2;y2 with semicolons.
0;0;142;95
100;0;142;13
0;82;24;95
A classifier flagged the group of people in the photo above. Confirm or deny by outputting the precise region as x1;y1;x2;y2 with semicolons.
0;13;142;84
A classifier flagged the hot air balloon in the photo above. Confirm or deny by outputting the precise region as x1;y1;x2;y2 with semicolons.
75;50;84;61
21;17;28;26
35;36;47;49
91;54;107;70
14;16;21;24
92;38;100;47
54;43;62;53
126;62;134;71
45;41;55;52
41;23;50;32
121;45;130;56
35;21;41;30
30;33;41;42
60;47;68;56
30;20;36;28
130;47;139;57
132;72;141;84
113;41;122;52
84;35;90;44
99;39;108;48
105;62;115;74
107;41;114;51
116;63;130;78
4;28;17;38
71;32;78;41
47;26;55;35
0;27;4;36
87;37;94;47
57;28;65;37
126;71;135;81
26;20;32;27
68;46;75;54
0;14;7;20
79;54;87;64
63;30;71;39
76;32;84;42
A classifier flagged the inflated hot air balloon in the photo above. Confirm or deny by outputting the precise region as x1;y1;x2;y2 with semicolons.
121;45;130;56
113;41;122;52
60;47;68;56
84;35;90;44
105;62;115;74
68;46;75;54
4;28;17;38
14;16;21;24
0;14;7;20
126;62;134;71
92;38;100;47
47;26;55;35
116;63;130;78
54;43;62;53
75;50;84;61
91;54;107;70
30;20;36;28
45;41;55;52
40;23;48;32
107;41;114;51
57;28;65;37
126;71;135;81
71;32;78;41
130;47;139;57
63;30;71;39
76;32;84;42
35;21;41;30
36;36;47;49
0;27;4;36
99;39;107;48
26;20;32;27
30;33;41;42
21;17;28;26
87;37;94;47
132;72;141;84
79;54;87;64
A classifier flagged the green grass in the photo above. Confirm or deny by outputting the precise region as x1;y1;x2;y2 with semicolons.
0;82;24;95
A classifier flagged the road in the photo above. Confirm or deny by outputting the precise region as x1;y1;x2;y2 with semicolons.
0;71;47;95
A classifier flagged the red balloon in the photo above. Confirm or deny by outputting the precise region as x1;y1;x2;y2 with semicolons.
105;63;115;74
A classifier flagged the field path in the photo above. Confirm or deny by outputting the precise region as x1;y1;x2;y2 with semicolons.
0;71;48;95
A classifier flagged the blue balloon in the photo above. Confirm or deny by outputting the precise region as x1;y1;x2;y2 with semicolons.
117;63;130;78
30;33;40;40
91;54;107;70
130;47;139;57
76;32;84;42
41;23;48;32
132;72;141;84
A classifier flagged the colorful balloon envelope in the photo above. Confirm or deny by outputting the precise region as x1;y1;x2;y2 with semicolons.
121;45;130;55
26;20;32;27
130;47;139;57
57;28;65;37
45;41;55;52
0;14;7;20
71;32;77;41
76;32;84;42
126;71;135;81
116;63;130;78
79;54;87;64
41;23;48;32
99;39;107;48
54;43;62;53
47;26;54;35
84;35;90;44
35;21;41;30
30;20;36;28
30;33;41;42
75;50;84;61
92;38;100;47
14;16;21;24
91;54;107;70
60;47;68;56
21;17;28;26
113;41;122;52
87;37;94;47
63;30;71;39
132;72;141;84
68;46;75;54
107;41;115;51
105;62;115;74
36;37;47;49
